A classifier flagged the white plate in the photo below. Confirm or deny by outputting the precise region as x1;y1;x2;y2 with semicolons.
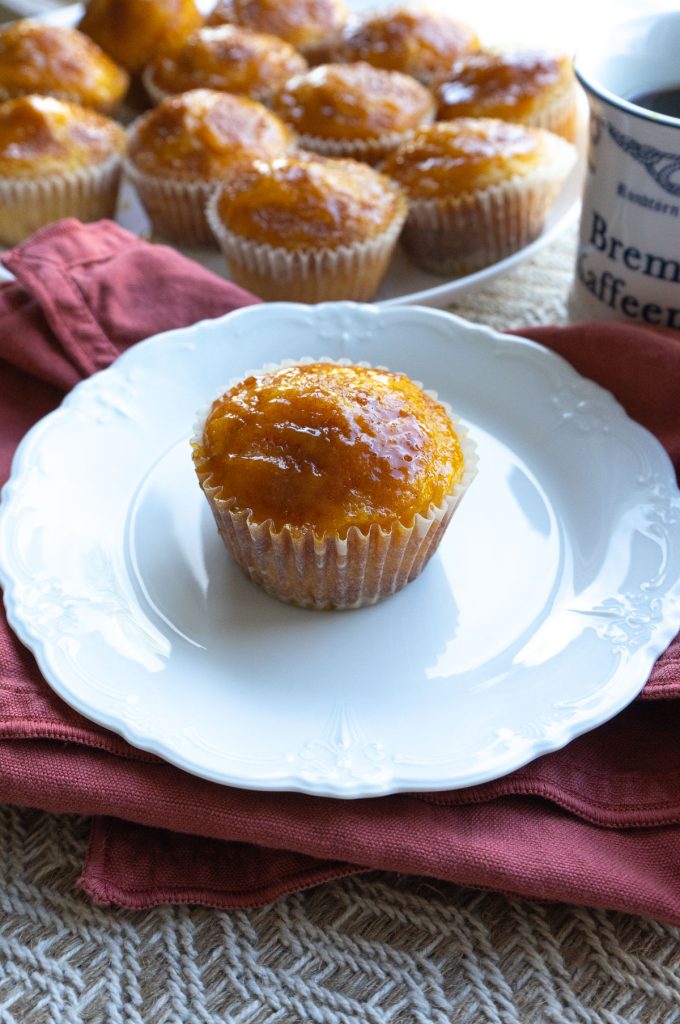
1;302;679;798
25;1;586;308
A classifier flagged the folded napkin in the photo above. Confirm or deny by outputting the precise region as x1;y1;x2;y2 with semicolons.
1;219;680;920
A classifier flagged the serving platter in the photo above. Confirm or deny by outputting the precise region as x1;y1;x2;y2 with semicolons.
1;302;679;798
23;0;587;308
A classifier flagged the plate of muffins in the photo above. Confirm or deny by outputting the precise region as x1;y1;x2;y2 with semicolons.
2;301;679;798
0;0;585;305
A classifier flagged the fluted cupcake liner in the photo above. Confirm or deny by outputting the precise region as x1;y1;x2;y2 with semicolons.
522;83;581;143
123;156;218;248
205;187;407;301
400;136;576;277
0;152;123;247
295;108;435;165
192;356;478;611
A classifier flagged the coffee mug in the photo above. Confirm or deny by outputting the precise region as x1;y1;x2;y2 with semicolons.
569;10;680;329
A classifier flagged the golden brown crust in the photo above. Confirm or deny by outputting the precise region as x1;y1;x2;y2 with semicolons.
435;50;577;125
195;363;464;534
0;20;129;112
145;25;308;101
380;118;561;198
79;0;202;75
337;8;479;81
0;95;126;178
213;154;406;248
127;89;295;179
271;62;435;142
207;0;347;54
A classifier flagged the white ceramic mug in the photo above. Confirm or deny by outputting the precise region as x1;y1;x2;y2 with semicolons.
569;11;680;329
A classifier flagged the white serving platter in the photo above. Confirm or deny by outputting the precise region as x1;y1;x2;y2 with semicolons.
1;302;679;798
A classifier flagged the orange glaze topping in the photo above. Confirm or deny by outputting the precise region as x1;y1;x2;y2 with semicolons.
127;89;295;178
196;363;464;535
207;0;347;53
0;21;129;111
214;154;406;248
436;50;575;121
146;25;308;99
380;118;549;198
0;95;126;177
339;8;479;81
271;62;435;140
79;0;202;74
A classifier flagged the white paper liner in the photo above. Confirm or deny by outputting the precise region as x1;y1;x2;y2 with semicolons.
192;356;479;610
296;106;435;164
123;155;218;247
205;186;407;301
400;132;576;276
522;83;581;143
0;151;123;247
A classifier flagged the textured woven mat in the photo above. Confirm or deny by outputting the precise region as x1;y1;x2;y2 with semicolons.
4;226;680;1023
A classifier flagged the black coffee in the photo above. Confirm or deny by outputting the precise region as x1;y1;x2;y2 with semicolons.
631;86;680;118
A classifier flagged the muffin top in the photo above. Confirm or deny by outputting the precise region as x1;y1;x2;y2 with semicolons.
127;89;295;179
436;50;576;121
207;0;347;54
381;118;569;198
271;62;435;141
195;362;464;534
212;154;406;248
0;21;129;112
0;94;126;178
337;8;479;82
145;25;308;101
79;0;202;74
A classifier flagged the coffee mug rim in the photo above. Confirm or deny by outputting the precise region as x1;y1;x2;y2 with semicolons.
574;10;680;131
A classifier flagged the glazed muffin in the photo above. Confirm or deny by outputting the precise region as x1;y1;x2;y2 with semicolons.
335;8;479;84
0;21;129;113
125;89;296;246
143;25;308;105
380;118;576;276
435;50;580;142
270;62;435;163
79;0;202;76
0;95;125;246
206;153;407;301
207;0;347;61
192;360;477;609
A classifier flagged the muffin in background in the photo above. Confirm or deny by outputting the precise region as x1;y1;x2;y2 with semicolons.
435;50;580;142
0;20;129;113
0;95;125;246
270;62;435;163
335;7;479;84
79;0;202;75
207;0;347;62
143;25;308;105
380;118;576;276
124;89;296;246
206;153;407;301
192;360;478;610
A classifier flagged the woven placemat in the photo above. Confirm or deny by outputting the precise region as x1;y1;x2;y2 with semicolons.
3;226;680;1023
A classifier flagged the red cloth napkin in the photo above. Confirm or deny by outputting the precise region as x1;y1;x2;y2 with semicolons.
2;219;680;920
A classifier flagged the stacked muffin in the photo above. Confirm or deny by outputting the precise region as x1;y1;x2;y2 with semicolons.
1;0;579;297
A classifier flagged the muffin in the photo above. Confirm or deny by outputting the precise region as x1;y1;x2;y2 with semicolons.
0;20;129;113
207;0;347;62
380;118;576;276
335;8;479;84
192;359;477;609
270;62;435;163
0;95;126;247
79;0;202;76
142;25;308;105
206;153;407;300
124;89;296;246
435;50;580;142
